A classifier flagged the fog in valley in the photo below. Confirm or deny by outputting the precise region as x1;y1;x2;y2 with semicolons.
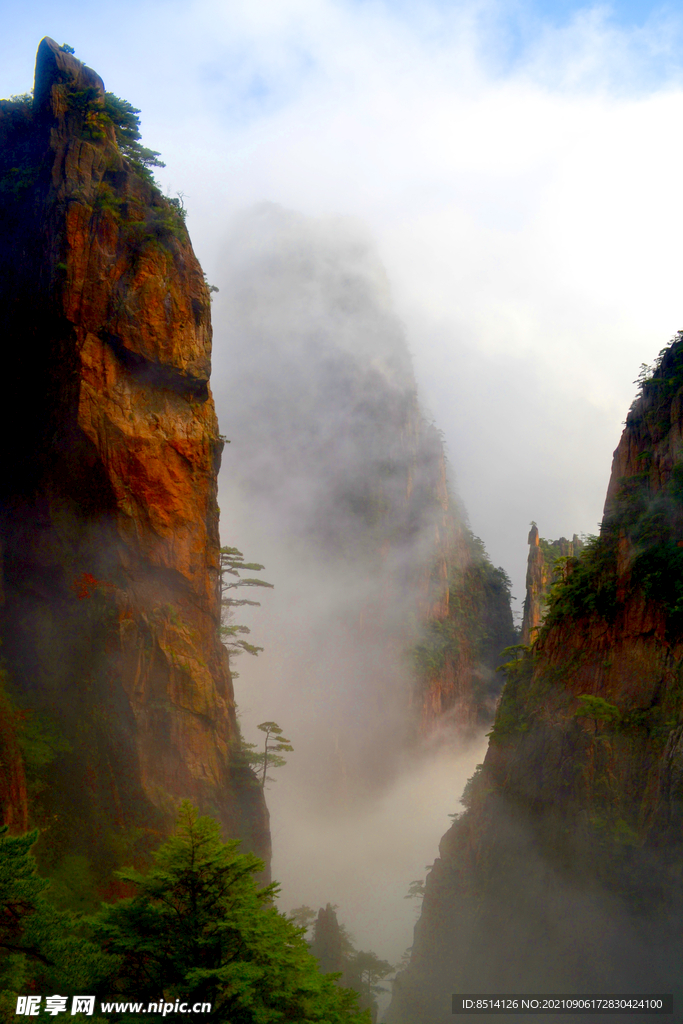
210;206;488;991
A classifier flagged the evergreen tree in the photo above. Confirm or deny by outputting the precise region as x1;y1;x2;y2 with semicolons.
92;803;369;1023
103;93;165;182
0;827;113;1020
219;546;273;661
241;722;293;788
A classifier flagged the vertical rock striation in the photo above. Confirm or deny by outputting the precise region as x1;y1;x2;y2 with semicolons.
0;40;268;873
520;525;583;643
388;334;683;1023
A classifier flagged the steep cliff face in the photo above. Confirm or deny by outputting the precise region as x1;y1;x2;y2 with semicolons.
520;525;583;643
0;40;268;875
214;206;514;794
388;335;683;1023
414;529;516;733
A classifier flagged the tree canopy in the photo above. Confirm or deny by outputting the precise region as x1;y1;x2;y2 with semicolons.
93;803;368;1023
0;810;369;1023
103;93;165;182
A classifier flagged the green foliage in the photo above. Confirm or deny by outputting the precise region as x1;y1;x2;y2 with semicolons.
15;707;72;797
92;181;122;218
288;905;317;934
533;336;683;640
0;668;71;800
0;827;114;1016
629;332;683;423
344;949;394;1010
541;532;618;631
574;695;622;727
60;44;75;54
219;546;273;662
0;164;39;200
411;615;460;675
403;879;425;900
411;534;516;686
573;694;673;739
103;93;165;182
166;195;186;222
487;646;536;742
242;722;293;788
45;855;99;916
310;905;391;1020
122;202;189;254
62;79;165;186
92;803;368;1022
459;763;485;808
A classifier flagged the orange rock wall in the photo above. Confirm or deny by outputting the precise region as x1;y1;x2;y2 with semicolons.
0;40;268;867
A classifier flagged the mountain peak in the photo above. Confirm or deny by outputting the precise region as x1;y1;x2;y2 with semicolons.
33;36;105;116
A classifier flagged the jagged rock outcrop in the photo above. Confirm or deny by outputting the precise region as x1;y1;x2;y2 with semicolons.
520;525;583;643
388;334;683;1023
0;40;268;875
310;904;345;976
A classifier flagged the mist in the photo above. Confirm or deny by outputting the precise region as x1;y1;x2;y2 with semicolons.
210;204;492;1008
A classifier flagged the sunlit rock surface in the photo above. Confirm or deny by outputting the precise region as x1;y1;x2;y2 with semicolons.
0;39;268;874
520;525;583;643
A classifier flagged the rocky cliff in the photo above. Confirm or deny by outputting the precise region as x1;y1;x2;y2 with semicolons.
520;525;583;643
388;334;683;1023
0;40;269;880
214;206;515;795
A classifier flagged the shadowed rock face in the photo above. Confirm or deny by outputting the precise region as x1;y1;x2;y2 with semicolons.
0;39;268;875
388;337;683;1023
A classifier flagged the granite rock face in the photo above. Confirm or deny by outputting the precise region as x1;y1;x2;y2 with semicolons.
0;40;268;874
388;336;683;1023
520;525;583;643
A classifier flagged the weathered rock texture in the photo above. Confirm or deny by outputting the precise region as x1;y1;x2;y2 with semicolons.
0;40;268;877
388;335;683;1023
520;525;583;643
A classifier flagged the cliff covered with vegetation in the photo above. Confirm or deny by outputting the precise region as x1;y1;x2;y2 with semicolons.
0;39;268;889
520;525;583;643
388;333;683;1022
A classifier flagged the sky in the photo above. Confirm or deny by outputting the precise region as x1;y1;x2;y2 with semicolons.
3;0;683;602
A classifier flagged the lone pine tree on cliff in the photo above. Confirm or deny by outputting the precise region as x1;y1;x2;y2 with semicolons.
219;546;273;662
246;721;294;788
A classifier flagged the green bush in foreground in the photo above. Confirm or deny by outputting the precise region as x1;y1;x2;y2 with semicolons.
0;807;369;1024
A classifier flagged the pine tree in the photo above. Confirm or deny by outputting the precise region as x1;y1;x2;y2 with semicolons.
0;827;113;1019
92;803;369;1023
218;547;273;662
241;722;293;789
